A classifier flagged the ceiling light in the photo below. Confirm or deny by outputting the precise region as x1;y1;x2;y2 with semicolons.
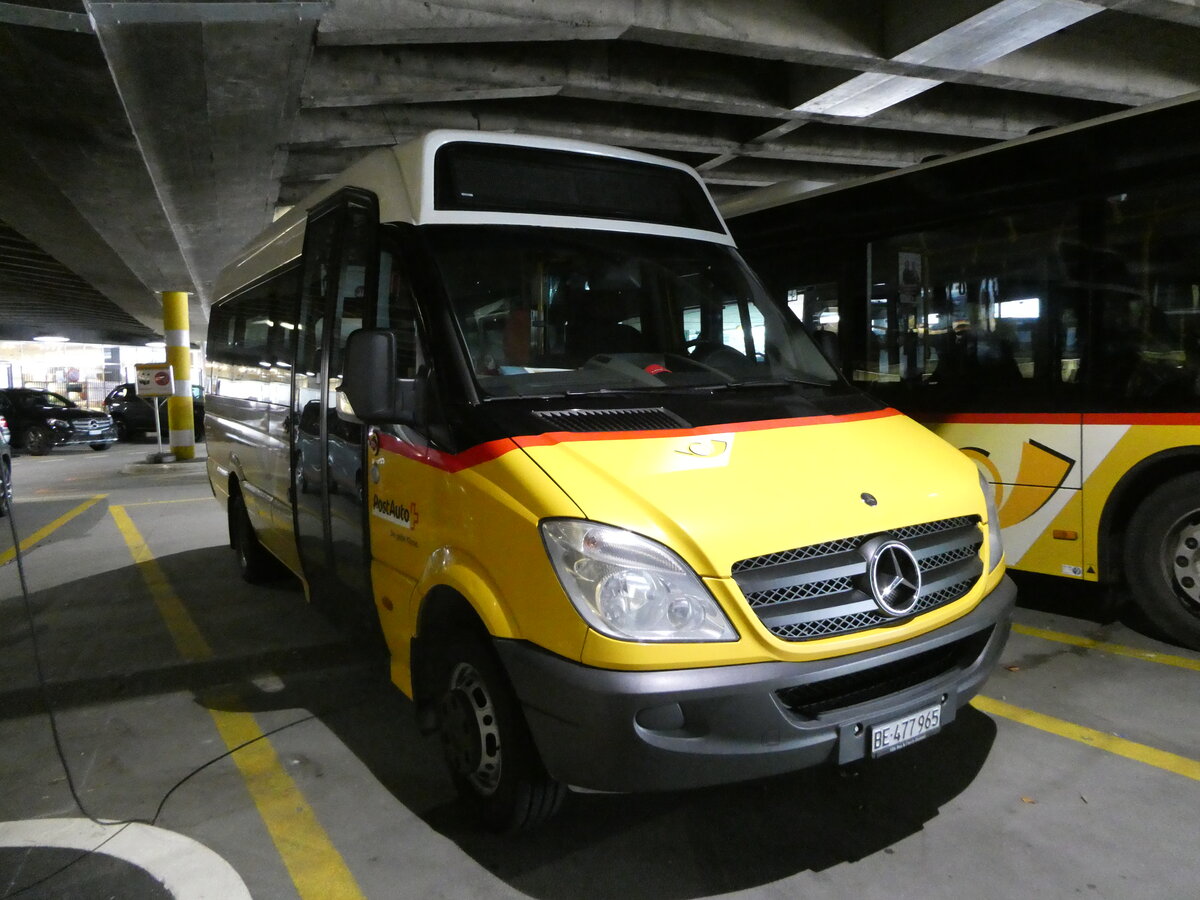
33;335;70;343
794;0;1100;119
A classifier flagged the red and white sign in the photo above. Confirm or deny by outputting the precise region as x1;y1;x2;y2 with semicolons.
135;363;175;397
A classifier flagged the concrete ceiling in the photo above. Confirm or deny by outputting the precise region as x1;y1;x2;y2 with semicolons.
0;0;1197;345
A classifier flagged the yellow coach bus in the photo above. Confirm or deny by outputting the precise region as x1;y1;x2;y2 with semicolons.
725;92;1200;652
205;130;1013;828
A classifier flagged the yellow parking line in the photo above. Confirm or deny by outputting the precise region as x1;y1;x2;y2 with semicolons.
0;494;107;567
110;505;366;900
121;497;212;507
110;505;214;661
1012;623;1200;672
972;695;1200;782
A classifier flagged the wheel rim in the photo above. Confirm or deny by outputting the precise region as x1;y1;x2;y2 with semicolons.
439;661;502;796
1166;509;1200;613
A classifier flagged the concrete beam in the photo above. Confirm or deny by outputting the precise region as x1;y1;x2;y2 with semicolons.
319;0;883;66
90;2;320;306
302;42;790;121
977;11;1200;103
0;22;173;333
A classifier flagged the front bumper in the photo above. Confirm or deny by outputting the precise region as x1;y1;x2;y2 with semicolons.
496;575;1016;793
51;424;118;447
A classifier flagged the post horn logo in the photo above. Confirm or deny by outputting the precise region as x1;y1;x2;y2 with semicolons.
864;539;922;617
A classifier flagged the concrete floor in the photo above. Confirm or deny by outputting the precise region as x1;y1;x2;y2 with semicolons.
1;442;1197;899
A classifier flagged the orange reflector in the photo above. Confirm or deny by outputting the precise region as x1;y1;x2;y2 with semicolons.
1052;530;1079;541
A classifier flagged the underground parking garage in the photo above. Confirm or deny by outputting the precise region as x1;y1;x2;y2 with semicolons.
2;2;1200;897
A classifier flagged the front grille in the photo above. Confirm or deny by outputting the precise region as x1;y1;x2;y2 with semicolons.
71;417;109;433
732;516;983;641
532;407;690;432
775;627;994;718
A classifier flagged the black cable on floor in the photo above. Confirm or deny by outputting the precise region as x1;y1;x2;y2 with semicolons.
0;481;331;897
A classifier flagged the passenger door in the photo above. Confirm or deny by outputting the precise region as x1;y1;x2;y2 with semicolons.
291;189;380;632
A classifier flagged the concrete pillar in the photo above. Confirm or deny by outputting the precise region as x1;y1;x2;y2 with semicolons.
162;291;195;460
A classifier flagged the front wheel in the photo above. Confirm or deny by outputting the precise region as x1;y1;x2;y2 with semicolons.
24;426;51;456
230;490;275;584
1125;472;1200;651
436;635;565;831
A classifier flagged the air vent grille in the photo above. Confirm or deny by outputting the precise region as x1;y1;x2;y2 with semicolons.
532;407;691;433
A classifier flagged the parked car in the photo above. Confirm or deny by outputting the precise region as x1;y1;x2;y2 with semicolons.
102;382;205;441
0;415;11;514
0;388;118;455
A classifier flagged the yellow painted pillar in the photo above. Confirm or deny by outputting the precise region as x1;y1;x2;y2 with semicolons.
162;291;195;460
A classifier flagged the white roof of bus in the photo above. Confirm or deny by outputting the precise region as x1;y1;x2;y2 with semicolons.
214;130;732;303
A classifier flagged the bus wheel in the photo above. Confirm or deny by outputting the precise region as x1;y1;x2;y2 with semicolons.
1125;472;1200;651
436;635;565;831
230;490;274;584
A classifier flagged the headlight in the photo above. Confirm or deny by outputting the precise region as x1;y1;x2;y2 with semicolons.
45;418;69;429
541;519;738;643
979;470;1004;572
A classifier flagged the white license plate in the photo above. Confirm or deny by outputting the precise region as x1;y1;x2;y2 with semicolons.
870;703;942;757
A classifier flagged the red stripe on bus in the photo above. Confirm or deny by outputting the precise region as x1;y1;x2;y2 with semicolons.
513;407;899;449
375;407;900;472
1082;413;1200;426
923;412;1200;427
922;413;1080;425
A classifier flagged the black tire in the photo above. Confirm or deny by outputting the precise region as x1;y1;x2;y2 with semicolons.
90;443;110;451
0;458;11;517
1125;472;1200;651
230;490;275;584
436;634;565;831
24;426;51;456
115;419;129;442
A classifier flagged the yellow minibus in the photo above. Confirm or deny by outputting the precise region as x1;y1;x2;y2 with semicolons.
206;130;1014;829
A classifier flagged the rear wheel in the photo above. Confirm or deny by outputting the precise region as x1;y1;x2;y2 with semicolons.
24;426;51;456
1125;472;1200;651
0;457;11;516
436;634;565;831
230;490;275;584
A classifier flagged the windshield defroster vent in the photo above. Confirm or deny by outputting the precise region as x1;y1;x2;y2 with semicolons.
532;407;691;433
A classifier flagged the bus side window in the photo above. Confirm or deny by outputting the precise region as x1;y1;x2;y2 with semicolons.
860;204;1075;411
1085;185;1200;407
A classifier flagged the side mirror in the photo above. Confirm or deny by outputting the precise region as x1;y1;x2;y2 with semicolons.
340;329;416;424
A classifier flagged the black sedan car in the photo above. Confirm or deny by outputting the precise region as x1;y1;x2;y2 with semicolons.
102;382;205;441
0;388;118;455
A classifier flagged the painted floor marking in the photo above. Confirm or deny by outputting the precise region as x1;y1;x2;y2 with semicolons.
972;695;1200;782
110;505;366;900
120;496;213;507
0;493;107;567
1012;623;1200;672
0;818;251;899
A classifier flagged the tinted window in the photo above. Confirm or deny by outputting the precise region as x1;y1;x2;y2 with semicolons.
435;143;724;234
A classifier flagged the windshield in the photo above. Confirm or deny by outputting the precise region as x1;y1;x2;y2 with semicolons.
18;391;72;409
422;226;839;398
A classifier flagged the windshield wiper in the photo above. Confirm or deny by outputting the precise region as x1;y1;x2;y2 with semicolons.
723;377;833;391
